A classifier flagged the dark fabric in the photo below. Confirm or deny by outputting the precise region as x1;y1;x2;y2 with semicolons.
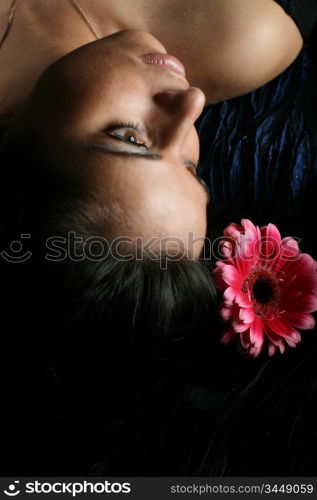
191;24;317;477
196;38;317;256
274;0;317;41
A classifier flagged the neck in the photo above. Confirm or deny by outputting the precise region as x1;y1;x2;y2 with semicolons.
0;0;152;118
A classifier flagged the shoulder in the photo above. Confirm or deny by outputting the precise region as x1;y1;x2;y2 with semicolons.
189;0;304;103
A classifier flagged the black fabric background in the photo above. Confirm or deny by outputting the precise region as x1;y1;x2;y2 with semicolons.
274;0;317;41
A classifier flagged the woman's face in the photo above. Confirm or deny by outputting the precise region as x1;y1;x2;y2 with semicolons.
23;30;208;258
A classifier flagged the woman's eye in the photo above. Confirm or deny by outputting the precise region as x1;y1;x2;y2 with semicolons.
106;125;148;150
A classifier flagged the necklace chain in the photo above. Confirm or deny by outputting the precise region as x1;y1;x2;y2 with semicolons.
0;0;100;52
0;0;20;50
68;0;100;40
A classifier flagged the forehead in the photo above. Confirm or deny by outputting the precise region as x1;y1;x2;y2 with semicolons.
67;153;209;237
84;146;204;186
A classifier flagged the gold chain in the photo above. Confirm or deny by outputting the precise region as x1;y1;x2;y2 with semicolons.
68;0;100;40
0;0;20;50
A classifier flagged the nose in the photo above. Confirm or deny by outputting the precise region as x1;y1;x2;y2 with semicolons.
153;87;205;147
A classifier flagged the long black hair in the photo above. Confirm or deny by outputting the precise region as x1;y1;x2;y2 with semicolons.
2;108;317;477
0;119;224;475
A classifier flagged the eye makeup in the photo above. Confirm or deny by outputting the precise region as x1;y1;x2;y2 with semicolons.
103;121;149;150
93;123;211;204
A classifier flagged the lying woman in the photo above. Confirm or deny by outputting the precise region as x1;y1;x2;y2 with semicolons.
1;0;317;476
0;0;307;327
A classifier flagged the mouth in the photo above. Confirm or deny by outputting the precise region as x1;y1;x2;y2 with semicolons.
140;53;186;78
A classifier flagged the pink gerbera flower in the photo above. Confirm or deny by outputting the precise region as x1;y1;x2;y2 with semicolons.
213;219;317;357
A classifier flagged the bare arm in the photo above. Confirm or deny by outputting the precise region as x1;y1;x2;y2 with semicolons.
206;0;304;103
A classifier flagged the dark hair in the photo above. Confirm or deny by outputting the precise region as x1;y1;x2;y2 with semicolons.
2;116;317;478
0;121;225;475
0;119;219;335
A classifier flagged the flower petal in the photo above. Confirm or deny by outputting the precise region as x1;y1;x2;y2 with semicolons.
239;307;256;324
264;323;285;349
232;319;250;333
267;320;302;347
223;286;238;302
283;273;317;295
236;256;254;278
220;303;233;321
220;328;236;344
268;318;295;337
259;223;281;264
235;290;252;307
221;264;244;288
240;329;251;348
271;238;301;274
278;342;286;354
280;294;317;313
268;343;276;356
223;222;245;240
249;317;264;346
213;266;228;290
282;254;317;285
282;312;315;330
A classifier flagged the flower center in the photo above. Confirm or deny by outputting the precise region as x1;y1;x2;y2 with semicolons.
252;278;274;303
242;267;282;319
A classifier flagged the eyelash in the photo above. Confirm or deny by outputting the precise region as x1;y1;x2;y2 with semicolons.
198;177;211;203
104;121;148;150
186;161;198;174
104;123;199;167
103;122;209;201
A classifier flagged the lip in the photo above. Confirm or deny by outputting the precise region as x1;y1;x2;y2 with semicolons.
140;53;186;77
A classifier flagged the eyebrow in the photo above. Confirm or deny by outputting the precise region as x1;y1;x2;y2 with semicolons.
87;142;210;203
